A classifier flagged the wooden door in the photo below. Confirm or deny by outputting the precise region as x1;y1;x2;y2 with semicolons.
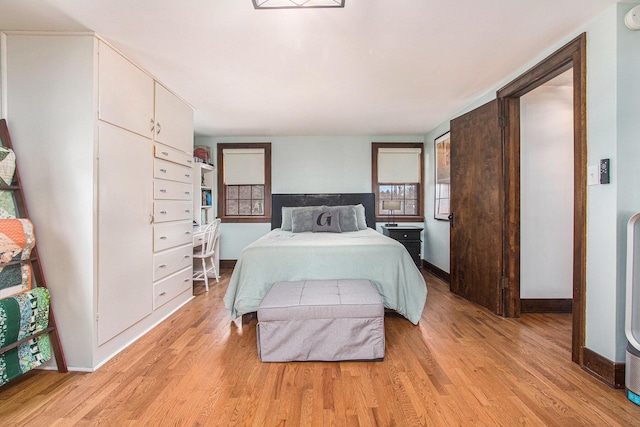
449;99;504;314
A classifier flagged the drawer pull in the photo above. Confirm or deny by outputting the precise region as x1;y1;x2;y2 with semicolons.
187;159;193;164
183;278;190;283
159;291;166;296
158;264;167;268
160;168;167;173
159;236;167;240
159;189;167;193
185;174;191;178
184;255;191;259
161;151;169;156
160;210;167;214
185;231;191;235
403;234;408;238
185;191;191;195
184;209;191;213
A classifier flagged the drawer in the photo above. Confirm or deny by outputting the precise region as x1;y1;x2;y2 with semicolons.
154;179;193;200
154;200;193;223
153;244;193;281
154;158;193;183
154;220;193;252
384;228;422;242
154;143;194;168
153;267;192;310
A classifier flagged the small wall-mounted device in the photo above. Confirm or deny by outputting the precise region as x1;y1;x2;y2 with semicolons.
600;158;610;184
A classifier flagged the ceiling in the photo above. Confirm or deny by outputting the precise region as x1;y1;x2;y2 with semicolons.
0;0;625;137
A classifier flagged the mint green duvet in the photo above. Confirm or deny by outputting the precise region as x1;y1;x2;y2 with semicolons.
224;228;427;324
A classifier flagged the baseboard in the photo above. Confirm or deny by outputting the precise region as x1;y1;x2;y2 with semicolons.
582;347;625;389
220;259;237;269
521;298;572;313
421;260;450;283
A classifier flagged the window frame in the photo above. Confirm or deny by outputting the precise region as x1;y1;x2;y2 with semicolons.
217;142;272;223
372;142;424;223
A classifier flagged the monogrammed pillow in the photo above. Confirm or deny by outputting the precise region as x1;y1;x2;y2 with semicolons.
311;208;342;233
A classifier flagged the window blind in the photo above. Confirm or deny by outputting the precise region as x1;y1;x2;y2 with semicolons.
377;147;422;183
223;148;265;185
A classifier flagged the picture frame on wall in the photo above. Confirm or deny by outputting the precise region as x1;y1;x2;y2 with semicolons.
434;131;451;220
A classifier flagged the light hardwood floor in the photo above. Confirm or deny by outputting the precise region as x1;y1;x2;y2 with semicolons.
1;269;639;426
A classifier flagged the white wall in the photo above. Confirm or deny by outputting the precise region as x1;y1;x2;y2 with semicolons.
520;82;574;299
423;3;640;363
195;135;424;260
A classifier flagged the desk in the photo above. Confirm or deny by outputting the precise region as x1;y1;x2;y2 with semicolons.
192;225;220;278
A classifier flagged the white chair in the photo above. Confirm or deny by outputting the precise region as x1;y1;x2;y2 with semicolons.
193;218;221;292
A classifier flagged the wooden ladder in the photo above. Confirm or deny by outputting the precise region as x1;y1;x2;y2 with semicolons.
0;119;68;374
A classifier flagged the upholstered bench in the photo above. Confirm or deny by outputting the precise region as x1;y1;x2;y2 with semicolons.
256;279;385;362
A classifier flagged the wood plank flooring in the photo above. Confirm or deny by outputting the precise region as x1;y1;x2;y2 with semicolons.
1;270;640;426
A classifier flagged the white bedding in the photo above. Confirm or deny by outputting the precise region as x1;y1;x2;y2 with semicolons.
223;228;427;324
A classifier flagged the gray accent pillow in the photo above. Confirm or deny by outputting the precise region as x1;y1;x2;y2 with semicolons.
354;204;368;230
291;207;316;232
335;205;359;232
311;208;342;233
285;205;321;231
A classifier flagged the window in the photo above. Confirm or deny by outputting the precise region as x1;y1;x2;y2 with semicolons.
372;143;424;222
217;143;271;223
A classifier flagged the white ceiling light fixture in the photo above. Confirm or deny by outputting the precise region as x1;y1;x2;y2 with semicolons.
252;0;345;9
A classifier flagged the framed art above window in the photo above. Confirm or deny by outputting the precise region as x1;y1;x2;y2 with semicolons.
434;131;451;220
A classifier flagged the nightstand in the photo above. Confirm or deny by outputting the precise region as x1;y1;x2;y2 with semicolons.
381;225;423;268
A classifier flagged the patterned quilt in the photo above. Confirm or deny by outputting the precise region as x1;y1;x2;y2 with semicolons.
0;219;35;299
0;146;17;219
0;287;51;386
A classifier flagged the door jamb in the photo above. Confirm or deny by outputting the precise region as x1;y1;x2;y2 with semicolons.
496;33;587;365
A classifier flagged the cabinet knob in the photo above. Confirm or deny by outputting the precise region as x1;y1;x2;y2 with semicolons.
156;122;162;135
183;255;190;259
185;209;191;213
403;234;408;238
158;264;167;268
159;291;166;296
185;191;191;195
160;169;167;173
150;118;155;132
159;189;167;193
185;174;191;178
161;151;169;156
185;231;191;235
159;236;167;240
160;210;167;214
183;278;190;283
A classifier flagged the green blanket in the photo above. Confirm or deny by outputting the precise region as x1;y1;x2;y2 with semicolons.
224;228;427;324
0;287;51;386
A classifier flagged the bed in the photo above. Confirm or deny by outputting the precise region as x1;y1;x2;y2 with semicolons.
223;193;427;324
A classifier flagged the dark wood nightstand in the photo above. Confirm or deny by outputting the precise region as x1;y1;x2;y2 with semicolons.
381;225;423;268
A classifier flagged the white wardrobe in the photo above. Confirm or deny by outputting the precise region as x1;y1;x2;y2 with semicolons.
2;32;194;370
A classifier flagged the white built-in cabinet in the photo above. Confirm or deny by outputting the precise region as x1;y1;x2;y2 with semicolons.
2;33;194;369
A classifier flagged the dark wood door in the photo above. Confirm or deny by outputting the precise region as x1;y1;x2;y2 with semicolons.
449;99;503;314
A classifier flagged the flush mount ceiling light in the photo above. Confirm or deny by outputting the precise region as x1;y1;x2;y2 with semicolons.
252;0;345;9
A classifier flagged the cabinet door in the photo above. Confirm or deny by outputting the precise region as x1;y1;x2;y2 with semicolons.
97;123;153;345
154;83;194;153
98;42;155;139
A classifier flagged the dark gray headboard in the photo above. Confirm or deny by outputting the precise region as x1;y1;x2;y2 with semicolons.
271;193;376;230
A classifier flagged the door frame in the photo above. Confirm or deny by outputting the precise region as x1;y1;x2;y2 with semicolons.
497;33;587;364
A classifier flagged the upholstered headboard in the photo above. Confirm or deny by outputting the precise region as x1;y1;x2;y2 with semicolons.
271;193;376;230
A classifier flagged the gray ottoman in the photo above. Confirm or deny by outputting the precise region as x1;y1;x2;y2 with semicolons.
257;279;385;362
